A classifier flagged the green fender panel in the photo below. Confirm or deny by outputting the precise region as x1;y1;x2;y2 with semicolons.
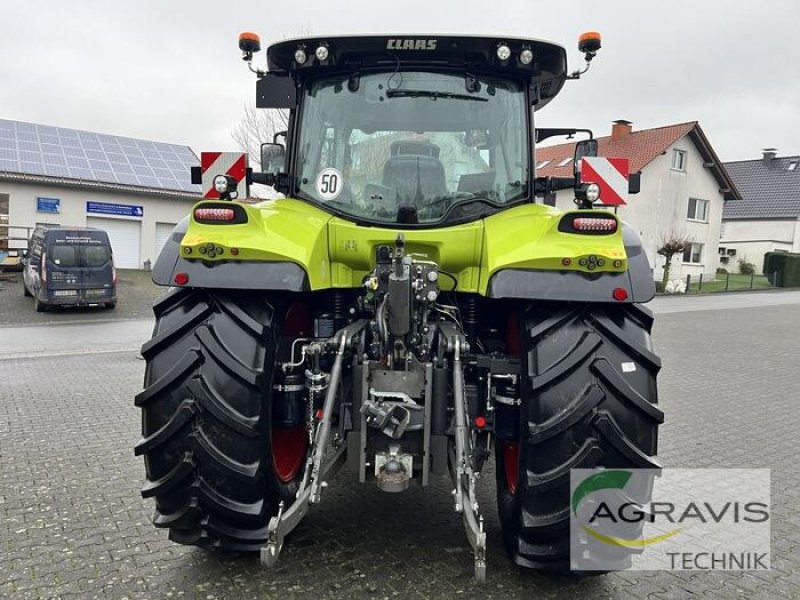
155;198;650;301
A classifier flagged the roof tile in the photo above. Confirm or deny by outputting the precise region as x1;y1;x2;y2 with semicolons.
536;122;696;177
722;156;800;219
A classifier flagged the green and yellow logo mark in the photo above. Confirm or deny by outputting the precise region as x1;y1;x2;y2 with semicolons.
572;470;682;548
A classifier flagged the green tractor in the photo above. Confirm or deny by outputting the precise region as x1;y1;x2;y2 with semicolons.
135;31;662;580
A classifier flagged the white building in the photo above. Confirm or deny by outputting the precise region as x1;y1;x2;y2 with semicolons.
0;119;200;269
720;150;800;274
536;120;741;281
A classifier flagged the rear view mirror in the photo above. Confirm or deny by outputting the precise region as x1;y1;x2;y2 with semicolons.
574;138;598;178
260;143;286;175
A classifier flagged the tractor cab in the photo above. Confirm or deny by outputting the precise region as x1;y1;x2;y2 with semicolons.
241;35;591;225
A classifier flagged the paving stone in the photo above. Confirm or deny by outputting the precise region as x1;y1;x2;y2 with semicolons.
1;302;798;598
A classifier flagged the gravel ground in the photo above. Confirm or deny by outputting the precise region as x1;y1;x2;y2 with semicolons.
0;269;164;326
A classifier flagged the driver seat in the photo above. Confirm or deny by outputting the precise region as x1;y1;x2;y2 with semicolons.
382;141;448;203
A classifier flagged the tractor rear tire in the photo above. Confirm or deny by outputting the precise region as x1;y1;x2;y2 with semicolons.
135;288;306;551
495;302;663;571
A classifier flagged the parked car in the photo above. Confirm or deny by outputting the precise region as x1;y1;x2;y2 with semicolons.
22;226;117;312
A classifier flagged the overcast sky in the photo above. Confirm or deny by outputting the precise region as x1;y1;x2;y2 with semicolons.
2;0;797;162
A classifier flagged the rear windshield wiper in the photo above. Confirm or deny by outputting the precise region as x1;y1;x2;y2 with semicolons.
385;89;488;102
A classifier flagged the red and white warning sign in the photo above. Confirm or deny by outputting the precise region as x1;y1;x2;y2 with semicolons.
580;157;630;206
200;152;248;199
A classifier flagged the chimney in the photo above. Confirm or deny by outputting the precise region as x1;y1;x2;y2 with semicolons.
762;148;777;165
611;119;633;141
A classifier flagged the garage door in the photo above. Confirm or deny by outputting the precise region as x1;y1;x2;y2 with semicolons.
155;222;177;260
87;217;141;269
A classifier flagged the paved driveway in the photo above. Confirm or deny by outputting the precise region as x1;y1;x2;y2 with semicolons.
1;293;799;599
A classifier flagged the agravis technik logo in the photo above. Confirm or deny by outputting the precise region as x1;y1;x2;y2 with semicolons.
570;468;771;571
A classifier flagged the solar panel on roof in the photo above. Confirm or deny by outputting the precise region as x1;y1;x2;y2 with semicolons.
66;157;89;168
63;146;85;158
45;164;70;177
44;155;66;166
0;118;200;193
112;164;134;175
21;161;45;175
69;167;92;179
19;151;39;162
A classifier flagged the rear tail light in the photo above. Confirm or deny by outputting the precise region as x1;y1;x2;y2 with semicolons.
192;202;247;224
573;217;617;232
194;207;236;221
612;288;629;302
41;252;46;283
112;259;117;284
559;213;618;235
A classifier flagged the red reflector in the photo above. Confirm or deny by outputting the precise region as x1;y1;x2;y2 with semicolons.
573;217;617;232
230;247;239;256
195;207;236;221
174;273;189;286
315;409;324;420
474;416;487;429
612;288;629;302
561;258;571;266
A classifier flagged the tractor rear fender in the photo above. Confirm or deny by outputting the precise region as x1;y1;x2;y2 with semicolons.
151;199;331;291
486;223;656;303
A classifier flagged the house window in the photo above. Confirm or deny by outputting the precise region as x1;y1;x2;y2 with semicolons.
672;149;687;171
557;157;573;167
788;161;798;171
687;198;709;221
683;242;703;264
536;160;551;169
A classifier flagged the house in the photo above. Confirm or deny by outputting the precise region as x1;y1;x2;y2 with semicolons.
0;119;201;269
536;120;741;281
720;150;800;274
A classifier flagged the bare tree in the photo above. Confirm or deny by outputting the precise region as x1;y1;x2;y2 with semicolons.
231;104;289;165
657;230;694;288
230;104;289;198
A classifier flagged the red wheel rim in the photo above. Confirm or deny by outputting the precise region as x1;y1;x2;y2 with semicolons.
503;441;520;495
503;310;522;495
271;426;308;482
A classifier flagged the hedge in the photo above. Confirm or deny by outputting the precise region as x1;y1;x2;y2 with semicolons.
763;252;800;287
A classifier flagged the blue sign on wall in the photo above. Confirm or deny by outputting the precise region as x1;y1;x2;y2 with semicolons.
86;201;144;218
37;197;60;214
